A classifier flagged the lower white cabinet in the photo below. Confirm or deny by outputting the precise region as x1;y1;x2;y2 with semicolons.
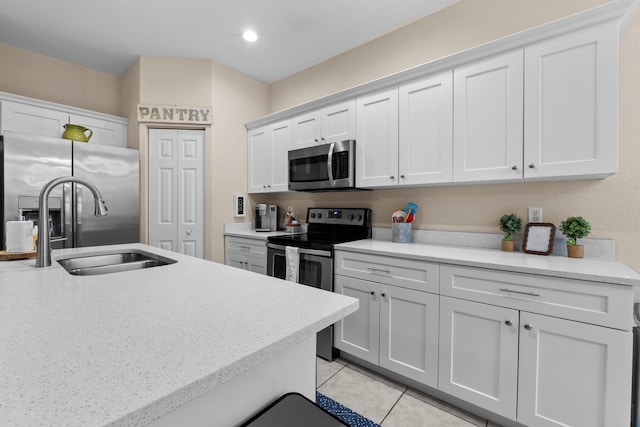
334;275;439;388
438;296;518;419
439;296;632;427
224;236;267;275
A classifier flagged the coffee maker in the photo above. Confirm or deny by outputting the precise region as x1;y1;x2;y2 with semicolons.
255;204;278;232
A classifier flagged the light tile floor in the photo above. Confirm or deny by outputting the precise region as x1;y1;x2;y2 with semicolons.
317;357;501;427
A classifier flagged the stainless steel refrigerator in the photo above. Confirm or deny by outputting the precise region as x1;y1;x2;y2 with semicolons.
1;131;139;250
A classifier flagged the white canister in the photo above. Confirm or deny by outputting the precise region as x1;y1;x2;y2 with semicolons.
5;221;34;253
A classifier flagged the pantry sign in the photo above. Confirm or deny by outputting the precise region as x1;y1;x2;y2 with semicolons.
137;104;212;125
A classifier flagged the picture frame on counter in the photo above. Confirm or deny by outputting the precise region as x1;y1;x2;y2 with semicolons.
522;223;556;255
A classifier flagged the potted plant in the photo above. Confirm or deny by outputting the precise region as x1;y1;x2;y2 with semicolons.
499;213;522;252
559;216;591;258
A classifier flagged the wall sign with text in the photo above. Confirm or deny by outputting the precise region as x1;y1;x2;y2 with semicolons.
137;104;212;124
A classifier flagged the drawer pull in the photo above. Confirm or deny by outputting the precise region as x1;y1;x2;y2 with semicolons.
505;320;513;326
524;324;533;331
238;245;251;250
499;288;541;297
368;267;391;274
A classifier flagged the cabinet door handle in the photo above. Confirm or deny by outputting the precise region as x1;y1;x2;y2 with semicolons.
400;174;406;179
370;291;376;296
505;320;513;326
524;324;533;331
321;137;326;142
529;163;536;169
511;165;518;171
314;138;319;143
499;288;541;297
368;267;391;274
381;292;386;298
389;175;395;180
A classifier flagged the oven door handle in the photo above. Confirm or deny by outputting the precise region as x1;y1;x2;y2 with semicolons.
327;142;335;187
266;243;332;258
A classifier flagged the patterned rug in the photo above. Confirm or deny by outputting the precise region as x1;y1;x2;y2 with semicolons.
316;392;382;427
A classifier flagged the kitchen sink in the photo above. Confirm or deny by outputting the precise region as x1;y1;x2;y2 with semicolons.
57;249;177;276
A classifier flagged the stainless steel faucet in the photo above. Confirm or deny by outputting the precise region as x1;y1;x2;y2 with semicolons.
36;177;108;267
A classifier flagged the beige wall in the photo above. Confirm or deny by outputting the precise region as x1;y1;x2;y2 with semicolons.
131;56;269;262
260;0;640;272
0;42;121;116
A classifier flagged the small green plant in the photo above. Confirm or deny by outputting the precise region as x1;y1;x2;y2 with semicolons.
559;216;591;246
499;214;522;241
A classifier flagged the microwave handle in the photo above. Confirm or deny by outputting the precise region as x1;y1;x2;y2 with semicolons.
327;142;335;187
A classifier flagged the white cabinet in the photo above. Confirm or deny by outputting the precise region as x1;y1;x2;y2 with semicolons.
334;250;440;387
69;113;126;147
355;88;399;188
1;100;68;138
248;119;291;193
0;96;128;147
453;50;524;183
292;100;355;149
438;296;518;419
399;71;453;185
224;236;267;275
439;265;633;426
523;22;618;179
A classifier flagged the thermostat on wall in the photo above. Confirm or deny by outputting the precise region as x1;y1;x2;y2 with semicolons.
233;194;247;217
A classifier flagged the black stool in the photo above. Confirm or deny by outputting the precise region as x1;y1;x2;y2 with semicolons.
241;392;348;427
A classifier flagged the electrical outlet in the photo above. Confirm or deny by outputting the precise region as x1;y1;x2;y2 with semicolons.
528;207;542;223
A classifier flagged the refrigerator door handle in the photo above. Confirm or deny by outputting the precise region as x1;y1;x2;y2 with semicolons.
75;183;83;247
62;182;73;248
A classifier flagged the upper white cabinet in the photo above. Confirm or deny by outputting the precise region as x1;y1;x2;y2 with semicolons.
0;94;128;147
453;50;524;183
355;88;399;188
247;4;628;191
248;119;292;193
69;113;126;147
399;71;453;185
523;23;618;179
1;101;68;138
292;100;356;149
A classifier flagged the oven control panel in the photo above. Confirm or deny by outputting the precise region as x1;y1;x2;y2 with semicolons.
307;208;369;226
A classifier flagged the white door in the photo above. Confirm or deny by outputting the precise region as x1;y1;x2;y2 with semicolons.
1;100;68;137
247;126;270;193
517;312;632;427
269;120;292;192
453;50;523;183
356;88;399;188
334;276;380;364
292;111;322;149
524;23;618;179
149;129;204;258
399;71;453;185
379;285;439;387
322;99;356;144
438;296;519;420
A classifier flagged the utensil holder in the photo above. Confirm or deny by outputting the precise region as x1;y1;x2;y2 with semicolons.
392;222;412;243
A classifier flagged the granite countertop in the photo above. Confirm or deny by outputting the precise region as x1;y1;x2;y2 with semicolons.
335;239;640;287
0;243;358;427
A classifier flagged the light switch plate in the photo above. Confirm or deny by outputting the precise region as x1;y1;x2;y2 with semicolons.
233;194;246;217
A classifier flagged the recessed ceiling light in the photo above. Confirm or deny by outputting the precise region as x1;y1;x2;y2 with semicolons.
242;30;258;42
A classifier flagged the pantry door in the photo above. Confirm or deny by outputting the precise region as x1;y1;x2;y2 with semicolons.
149;129;204;258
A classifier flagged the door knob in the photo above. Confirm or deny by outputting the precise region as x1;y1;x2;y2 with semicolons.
505;320;512;326
186;229;192;235
529;163;536;169
511;165;518;171
524;324;533;331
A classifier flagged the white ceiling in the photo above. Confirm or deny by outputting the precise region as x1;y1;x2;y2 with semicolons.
0;0;459;83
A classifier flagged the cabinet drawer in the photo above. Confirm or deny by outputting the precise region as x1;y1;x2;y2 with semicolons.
225;236;267;257
335;250;439;293
440;265;632;330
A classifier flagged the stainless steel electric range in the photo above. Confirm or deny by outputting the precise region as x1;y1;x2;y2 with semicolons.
266;207;372;361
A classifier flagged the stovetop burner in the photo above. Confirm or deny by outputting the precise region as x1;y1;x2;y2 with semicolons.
267;207;372;250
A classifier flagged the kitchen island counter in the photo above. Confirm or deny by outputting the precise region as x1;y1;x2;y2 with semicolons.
0;244;358;426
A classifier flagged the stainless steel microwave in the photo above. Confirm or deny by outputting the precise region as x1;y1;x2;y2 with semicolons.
288;140;356;191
